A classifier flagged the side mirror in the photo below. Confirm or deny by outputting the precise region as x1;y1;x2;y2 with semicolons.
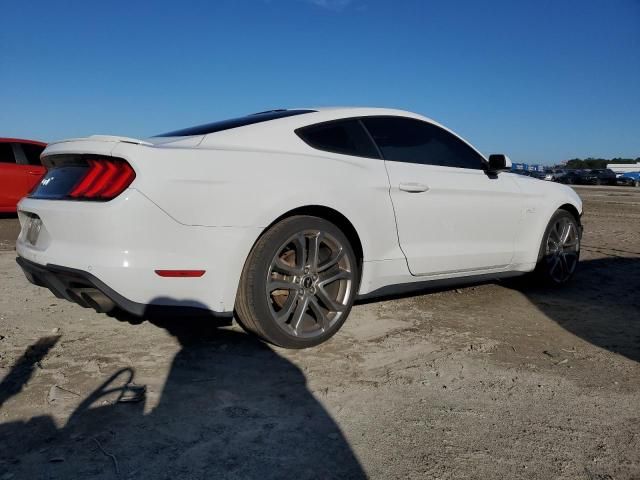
487;154;512;173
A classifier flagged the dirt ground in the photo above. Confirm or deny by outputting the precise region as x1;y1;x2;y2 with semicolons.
0;185;639;479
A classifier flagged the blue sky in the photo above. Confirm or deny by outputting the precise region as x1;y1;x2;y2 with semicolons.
1;0;638;164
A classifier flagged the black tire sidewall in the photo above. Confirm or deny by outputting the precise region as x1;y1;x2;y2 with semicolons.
535;210;581;285
243;216;359;349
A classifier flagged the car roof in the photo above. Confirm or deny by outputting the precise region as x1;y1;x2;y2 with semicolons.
154;107;439;139
0;137;47;146
189;107;487;160
300;106;435;121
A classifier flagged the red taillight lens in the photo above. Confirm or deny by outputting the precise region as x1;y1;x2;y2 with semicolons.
69;159;136;200
154;270;206;277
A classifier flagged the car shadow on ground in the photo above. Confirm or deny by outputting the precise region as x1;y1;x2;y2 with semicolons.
0;302;366;479
502;256;640;364
359;256;640;364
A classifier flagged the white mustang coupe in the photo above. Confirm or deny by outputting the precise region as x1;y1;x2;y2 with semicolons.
16;108;582;348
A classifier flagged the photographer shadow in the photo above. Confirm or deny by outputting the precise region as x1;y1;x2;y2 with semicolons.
0;300;366;479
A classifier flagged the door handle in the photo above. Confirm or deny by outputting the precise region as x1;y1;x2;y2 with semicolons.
399;182;429;193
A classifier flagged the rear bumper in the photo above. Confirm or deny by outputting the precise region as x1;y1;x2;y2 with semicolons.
17;256;146;315
17;256;234;319
15;189;262;313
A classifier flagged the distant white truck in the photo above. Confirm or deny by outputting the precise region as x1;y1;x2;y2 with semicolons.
607;162;640;174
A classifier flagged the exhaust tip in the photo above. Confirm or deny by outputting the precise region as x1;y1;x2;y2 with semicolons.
69;288;116;313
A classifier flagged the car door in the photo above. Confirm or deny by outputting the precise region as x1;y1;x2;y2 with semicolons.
361;116;523;277
0;142;28;211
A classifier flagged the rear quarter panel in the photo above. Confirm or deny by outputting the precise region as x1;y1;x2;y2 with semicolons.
112;142;403;263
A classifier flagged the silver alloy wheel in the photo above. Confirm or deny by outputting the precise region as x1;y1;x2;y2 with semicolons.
266;230;354;338
545;216;580;283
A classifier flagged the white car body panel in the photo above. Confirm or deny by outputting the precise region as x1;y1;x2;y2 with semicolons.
385;162;523;276
16;107;582;314
16;190;261;312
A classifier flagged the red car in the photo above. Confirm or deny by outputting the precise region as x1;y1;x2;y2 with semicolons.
0;138;47;212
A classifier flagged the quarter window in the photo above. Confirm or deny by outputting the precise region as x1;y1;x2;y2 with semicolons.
295;119;380;159
362;117;485;170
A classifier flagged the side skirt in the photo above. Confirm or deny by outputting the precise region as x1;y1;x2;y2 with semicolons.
356;270;526;302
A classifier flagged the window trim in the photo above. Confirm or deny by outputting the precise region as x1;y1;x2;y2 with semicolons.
294;118;382;160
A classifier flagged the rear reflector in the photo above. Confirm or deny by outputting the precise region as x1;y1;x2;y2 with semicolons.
69;158;136;200
155;270;206;278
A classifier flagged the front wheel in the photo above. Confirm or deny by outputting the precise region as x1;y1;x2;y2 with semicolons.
534;210;581;285
235;216;358;348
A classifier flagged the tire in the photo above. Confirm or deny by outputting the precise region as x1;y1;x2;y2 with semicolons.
235;215;359;348
595;178;602;186
534;210;581;285
635;180;639;188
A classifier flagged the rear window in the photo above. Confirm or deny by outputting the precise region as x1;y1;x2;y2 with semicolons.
295;119;380;159
154;109;316;137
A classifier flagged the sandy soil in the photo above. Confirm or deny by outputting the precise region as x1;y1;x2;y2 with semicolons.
0;185;639;479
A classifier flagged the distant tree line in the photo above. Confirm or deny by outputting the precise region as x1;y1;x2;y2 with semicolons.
564;157;640;169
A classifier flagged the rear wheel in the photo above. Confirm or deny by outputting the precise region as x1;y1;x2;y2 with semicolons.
235;216;358;348
534;210;581;285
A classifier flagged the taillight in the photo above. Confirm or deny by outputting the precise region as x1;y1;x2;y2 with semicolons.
69;159;136;200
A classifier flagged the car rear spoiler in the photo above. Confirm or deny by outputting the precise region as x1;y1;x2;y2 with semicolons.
48;135;153;147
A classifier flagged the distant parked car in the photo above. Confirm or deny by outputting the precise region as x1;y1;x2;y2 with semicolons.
0;138;47;212
617;172;640;187
559;170;586;185
544;169;568;182
559;169;616;186
587;169;617;186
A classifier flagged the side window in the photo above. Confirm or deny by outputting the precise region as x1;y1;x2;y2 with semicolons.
20;143;45;166
0;143;15;164
361;117;486;170
295;119;380;159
